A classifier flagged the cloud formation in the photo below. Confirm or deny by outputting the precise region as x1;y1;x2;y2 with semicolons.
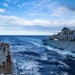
0;0;75;35
51;6;75;16
0;8;5;12
3;3;8;7
0;15;75;28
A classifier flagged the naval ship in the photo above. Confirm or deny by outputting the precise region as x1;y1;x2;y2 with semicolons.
0;42;12;75
42;27;75;52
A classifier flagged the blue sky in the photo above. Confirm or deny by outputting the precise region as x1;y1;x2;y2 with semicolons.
0;0;75;35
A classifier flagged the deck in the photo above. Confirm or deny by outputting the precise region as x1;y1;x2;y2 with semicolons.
0;56;12;75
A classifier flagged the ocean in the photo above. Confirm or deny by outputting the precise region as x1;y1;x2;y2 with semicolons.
0;35;75;75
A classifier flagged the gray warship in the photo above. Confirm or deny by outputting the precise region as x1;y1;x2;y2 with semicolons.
42;27;75;52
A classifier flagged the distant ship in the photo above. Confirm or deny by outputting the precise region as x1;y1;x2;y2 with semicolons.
42;27;75;52
0;42;12;75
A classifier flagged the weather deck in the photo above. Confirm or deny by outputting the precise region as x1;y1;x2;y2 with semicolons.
0;56;12;75
0;43;12;75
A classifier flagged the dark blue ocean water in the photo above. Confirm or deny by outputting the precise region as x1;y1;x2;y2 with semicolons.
0;36;75;75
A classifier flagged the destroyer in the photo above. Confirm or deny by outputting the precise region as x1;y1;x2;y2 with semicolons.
42;27;75;52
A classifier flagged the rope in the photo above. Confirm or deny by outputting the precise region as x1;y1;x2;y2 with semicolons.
57;40;72;50
52;41;59;50
54;33;74;50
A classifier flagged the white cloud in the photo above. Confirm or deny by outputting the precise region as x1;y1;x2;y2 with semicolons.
17;4;21;7
5;0;12;3
29;13;35;16
51;6;75;16
0;15;52;27
0;15;51;27
0;15;75;35
17;1;73;18
0;27;54;35
29;1;61;15
3;3;8;7
29;0;75;17
0;15;75;27
17;3;27;8
0;8;5;12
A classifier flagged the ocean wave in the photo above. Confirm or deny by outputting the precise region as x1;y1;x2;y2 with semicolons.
0;36;75;75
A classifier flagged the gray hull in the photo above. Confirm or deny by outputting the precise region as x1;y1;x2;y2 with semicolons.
42;39;75;52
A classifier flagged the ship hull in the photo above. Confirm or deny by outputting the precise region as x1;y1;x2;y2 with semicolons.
42;39;75;52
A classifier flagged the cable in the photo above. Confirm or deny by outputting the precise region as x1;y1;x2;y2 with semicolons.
58;40;72;50
55;33;74;50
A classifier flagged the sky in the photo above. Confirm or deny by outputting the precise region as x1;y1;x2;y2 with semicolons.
0;0;75;35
